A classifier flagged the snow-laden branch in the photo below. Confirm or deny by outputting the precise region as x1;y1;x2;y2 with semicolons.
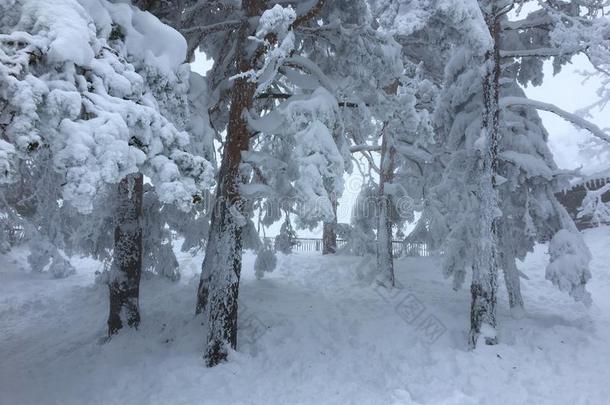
257;92;365;108
503;15;553;31
350;144;381;153
500;97;610;143
0;0;214;213
500;46;585;58
393;142;433;163
181;19;241;35
183;1;237;20
284;55;336;94
291;0;326;29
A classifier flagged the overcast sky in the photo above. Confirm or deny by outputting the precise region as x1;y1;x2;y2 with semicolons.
524;55;610;175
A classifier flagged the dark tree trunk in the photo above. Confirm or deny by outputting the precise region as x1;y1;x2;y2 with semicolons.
322;192;337;255
376;80;399;287
376;123;396;287
469;1;501;348
108;173;143;336
196;3;260;367
196;0;326;367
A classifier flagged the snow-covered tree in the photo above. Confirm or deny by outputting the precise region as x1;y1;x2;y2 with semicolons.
421;0;502;347
173;0;408;365
494;0;609;312
274;214;297;254
254;239;277;280
373;0;599;347
349;182;379;256
0;0;215;335
579;182;610;226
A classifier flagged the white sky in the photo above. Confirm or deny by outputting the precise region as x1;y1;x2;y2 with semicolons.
523;55;610;174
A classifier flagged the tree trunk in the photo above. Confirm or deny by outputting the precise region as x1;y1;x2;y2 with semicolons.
469;2;501;348
376;124;395;287
322;190;337;255
196;5;259;367
497;224;524;314
108;173;143;336
502;253;524;314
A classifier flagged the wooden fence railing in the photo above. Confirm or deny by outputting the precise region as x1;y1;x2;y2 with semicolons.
264;237;432;257
394;241;430;257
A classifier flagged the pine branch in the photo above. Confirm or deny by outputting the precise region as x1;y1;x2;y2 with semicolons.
501;96;610;143
284;55;336;93
350;144;381;153
291;0;326;29
500;46;585;58
181;19;241;35
256;92;366;108
503;15;553;30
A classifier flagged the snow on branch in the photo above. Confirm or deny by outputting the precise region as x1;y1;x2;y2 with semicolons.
0;0;214;213
0;140;16;184
500;46;585;58
500;97;610;144
393;142;433;163
350;144;382;153
546;230;592;306
290;0;326;29
579;183;610;225
284;55;337;94
502;15;553;31
256;92;366;108
181;19;241;35
238;5;297;96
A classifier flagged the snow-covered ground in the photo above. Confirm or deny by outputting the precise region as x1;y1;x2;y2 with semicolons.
1;228;609;405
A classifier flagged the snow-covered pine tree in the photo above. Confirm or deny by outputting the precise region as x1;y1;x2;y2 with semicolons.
375;0;507;345
299;0;436;286
468;0;505;347
0;0;214;335
361;1;449;287
349;182;379;255
500;2;610;285
190;0;269;366
375;0;602;346
274;213;297;254
490;0;610;309
179;0;404;365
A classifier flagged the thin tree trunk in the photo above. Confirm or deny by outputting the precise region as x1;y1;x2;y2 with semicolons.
469;2;501;348
322;189;337;255
502;253;524;314
108;173;143;336
376;124;395;287
196;4;258;367
497;224;524;314
376;80;399;287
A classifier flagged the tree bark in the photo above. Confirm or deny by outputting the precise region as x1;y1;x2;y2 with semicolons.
497;224;524;314
322;190;337;255
469;2;501;348
196;3;259;367
108;173;143;336
376;80;399;287
376;124;396;287
502;253;524;314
